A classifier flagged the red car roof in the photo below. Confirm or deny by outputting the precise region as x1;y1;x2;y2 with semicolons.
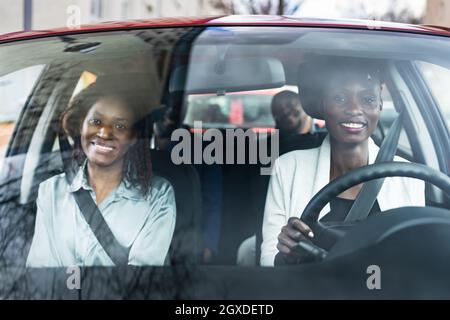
1;15;450;43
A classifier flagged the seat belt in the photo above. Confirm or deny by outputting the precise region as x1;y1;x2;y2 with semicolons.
344;111;404;222
58;131;130;266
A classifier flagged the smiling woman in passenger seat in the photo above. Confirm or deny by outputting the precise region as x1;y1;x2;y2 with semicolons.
260;57;425;266
26;80;176;267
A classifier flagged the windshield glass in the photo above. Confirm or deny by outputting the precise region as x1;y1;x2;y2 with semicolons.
417;61;450;128
1;26;450;299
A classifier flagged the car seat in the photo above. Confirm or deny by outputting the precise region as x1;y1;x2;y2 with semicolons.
150;149;202;265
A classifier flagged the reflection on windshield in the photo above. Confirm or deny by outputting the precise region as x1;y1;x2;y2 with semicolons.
0;26;449;299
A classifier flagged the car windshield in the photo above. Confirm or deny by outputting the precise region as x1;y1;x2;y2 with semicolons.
1;25;450;299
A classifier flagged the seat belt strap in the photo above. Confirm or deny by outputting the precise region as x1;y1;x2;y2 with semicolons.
58;132;130;266
345;111;404;222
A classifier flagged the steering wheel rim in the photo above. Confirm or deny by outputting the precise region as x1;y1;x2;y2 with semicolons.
301;162;450;250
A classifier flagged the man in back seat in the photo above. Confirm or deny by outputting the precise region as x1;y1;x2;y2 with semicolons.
271;90;324;155
237;91;325;266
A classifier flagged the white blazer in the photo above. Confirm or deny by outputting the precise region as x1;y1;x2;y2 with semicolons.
260;135;425;266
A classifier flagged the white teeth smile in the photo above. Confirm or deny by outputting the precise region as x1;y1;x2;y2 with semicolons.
341;123;365;129
93;143;114;152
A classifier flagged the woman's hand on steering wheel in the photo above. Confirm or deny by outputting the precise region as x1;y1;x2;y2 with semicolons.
277;217;315;262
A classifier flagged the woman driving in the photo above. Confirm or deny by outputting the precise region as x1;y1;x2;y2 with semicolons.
260;57;425;266
26;79;176;267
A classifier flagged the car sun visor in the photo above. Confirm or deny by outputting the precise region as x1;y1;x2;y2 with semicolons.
169;57;285;95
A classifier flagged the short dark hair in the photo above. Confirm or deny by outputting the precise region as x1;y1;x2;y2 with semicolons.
271;90;302;115
61;79;153;197
298;56;386;119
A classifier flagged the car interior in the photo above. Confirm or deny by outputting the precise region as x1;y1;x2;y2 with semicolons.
1;26;450;271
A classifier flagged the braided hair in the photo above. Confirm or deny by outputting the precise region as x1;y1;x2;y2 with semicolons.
61;79;153;197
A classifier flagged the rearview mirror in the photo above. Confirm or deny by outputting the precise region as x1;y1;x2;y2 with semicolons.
170;57;285;94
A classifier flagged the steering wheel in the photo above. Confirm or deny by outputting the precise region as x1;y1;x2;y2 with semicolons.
300;162;450;251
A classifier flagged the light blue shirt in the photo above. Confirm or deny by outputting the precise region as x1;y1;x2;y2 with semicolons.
26;164;176;267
